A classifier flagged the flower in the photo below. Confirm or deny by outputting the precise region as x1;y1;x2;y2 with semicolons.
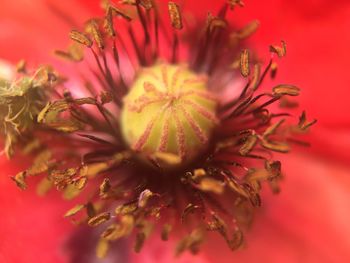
1;0;350;263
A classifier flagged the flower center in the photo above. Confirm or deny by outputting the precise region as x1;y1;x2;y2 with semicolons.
121;63;218;168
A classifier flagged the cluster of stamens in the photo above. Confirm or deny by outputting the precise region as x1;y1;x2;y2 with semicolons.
2;0;316;259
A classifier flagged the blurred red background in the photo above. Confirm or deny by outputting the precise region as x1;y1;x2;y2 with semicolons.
0;0;349;262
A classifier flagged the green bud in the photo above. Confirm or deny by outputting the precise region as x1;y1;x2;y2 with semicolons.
121;64;218;168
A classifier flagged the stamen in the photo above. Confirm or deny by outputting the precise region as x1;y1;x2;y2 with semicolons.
104;8;116;37
272;84;300;96
236;20;260;39
270;40;287;57
168;2;183;30
250;64;261;90
69;30;92;47
109;5;132;21
240;49;250;77
140;0;154;10
167;2;183;63
270;62;278;79
227;0;245;10
87;20;105;49
298;111;317;130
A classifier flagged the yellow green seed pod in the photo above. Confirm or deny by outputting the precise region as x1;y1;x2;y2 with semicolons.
121;64;218;168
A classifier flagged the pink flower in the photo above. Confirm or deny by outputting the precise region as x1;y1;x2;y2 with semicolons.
1;0;350;262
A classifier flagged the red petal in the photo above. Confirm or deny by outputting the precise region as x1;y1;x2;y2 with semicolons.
187;0;350;127
0;0;92;63
303;126;350;165
232;0;350;128
0;155;73;263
